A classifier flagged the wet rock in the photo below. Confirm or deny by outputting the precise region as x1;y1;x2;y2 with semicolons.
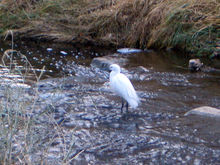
188;59;203;72
63;121;77;128
60;51;68;55
188;59;220;73
54;113;64;120
55;107;67;115
91;54;129;72
47;48;53;51
117;48;142;54
136;66;150;73
39;92;70;103
90;57;113;71
185;106;220;118
91;55;147;82
143;48;154;53
51;139;62;146
128;66;150;81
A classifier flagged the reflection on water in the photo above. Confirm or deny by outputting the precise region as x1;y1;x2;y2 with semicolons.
0;41;114;78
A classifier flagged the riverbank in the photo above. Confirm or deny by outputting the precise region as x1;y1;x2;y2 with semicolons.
0;0;219;57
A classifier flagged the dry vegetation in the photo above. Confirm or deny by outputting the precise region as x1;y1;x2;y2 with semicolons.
0;33;78;164
0;0;219;56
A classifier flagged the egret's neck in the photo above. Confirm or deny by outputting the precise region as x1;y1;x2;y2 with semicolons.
110;70;120;78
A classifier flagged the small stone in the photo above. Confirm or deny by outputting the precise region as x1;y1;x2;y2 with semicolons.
137;66;149;73
60;51;68;55
47;48;53;51
63;121;76;128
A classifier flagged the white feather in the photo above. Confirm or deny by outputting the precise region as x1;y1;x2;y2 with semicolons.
109;64;139;108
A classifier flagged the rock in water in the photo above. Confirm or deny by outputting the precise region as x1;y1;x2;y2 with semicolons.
188;59;203;72
91;57;113;71
185;106;220;118
117;48;142;54
47;48;53;52
188;59;220;73
60;51;68;55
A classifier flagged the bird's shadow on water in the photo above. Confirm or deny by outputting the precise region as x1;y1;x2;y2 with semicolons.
121;112;141;121
98;112;145;131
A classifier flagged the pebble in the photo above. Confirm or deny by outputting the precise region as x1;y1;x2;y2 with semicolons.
47;48;53;51
60;51;68;55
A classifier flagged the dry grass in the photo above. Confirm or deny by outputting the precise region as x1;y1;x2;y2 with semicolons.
0;32;79;164
0;0;219;57
147;0;220;56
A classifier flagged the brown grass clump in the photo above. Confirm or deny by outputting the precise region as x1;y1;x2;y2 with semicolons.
0;0;219;57
147;0;220;56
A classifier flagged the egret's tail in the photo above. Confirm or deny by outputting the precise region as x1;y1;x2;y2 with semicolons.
127;97;140;109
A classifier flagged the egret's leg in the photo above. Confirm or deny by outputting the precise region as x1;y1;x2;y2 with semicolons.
121;99;124;113
126;102;129;113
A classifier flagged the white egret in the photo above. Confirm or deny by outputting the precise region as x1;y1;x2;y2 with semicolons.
109;64;139;113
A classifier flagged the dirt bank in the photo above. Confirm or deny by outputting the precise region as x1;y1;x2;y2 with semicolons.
0;0;219;57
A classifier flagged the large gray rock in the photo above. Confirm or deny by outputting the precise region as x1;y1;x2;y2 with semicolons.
90;57;113;71
185;106;220;118
91;55;128;71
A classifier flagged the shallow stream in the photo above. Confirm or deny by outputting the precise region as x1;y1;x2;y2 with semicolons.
0;41;220;164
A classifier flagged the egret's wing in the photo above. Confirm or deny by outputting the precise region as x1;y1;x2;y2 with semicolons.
110;73;138;100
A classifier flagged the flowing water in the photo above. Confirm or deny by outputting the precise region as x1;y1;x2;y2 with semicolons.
0;41;220;164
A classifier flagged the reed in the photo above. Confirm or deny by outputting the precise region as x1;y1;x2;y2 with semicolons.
0;31;78;164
